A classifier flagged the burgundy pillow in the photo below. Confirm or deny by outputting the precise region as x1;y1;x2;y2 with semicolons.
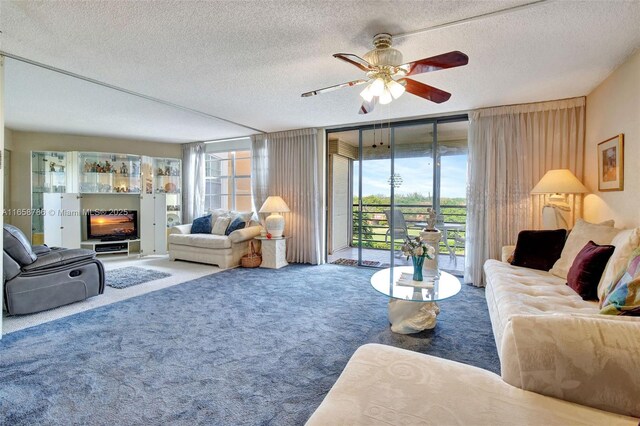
511;229;567;271
567;240;615;300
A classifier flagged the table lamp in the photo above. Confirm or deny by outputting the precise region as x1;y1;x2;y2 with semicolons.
259;196;290;238
530;169;588;229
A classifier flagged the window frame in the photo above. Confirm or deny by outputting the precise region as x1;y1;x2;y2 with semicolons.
204;149;252;211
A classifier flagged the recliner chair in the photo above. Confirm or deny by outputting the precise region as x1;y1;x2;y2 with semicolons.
3;224;105;315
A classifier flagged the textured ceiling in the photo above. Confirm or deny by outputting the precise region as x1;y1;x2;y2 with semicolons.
1;0;639;143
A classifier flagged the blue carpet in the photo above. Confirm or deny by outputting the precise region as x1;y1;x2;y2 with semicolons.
0;264;498;425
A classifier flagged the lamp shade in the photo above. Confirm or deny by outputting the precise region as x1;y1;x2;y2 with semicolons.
531;169;588;194
259;196;290;213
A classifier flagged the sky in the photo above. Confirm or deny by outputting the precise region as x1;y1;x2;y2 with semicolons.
355;154;468;199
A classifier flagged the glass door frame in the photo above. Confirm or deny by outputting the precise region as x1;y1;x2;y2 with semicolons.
325;113;469;266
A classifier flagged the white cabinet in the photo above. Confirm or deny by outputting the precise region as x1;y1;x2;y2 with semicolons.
43;193;81;248
33;152;181;254
139;192;155;255
154;194;168;254
139;193;169;255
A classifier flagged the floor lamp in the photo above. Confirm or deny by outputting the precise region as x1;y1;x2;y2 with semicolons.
530;169;588;230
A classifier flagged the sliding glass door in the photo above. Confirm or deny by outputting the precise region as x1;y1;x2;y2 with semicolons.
327;116;468;274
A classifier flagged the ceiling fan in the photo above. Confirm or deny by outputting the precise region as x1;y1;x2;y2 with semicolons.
301;33;468;114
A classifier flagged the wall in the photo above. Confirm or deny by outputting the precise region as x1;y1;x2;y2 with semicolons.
5;130;181;236
584;49;640;228
3;129;12;224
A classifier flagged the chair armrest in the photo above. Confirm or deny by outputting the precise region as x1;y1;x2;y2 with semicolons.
229;226;262;244
500;313;640;418
169;224;192;235
501;245;516;263
32;245;52;256
22;249;96;272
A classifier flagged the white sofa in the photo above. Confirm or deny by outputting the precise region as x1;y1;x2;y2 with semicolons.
307;344;638;426
168;223;261;269
485;256;640;418
308;226;640;424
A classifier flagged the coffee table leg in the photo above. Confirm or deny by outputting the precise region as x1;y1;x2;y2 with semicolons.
387;300;440;334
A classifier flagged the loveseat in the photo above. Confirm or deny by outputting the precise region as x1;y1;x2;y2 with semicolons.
308;221;640;424
168;216;261;269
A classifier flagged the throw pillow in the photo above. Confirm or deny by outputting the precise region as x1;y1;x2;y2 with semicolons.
510;229;567;271
599;247;640;316
549;219;620;280
566;241;615;300
597;228;640;300
225;217;246;236
212;217;231;236
210;208;229;224
229;211;254;224
191;214;212;234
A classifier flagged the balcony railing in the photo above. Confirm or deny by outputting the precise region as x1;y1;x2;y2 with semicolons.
351;203;466;255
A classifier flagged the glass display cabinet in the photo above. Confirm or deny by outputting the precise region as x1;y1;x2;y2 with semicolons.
154;157;182;228
31;151;68;244
78;152;141;193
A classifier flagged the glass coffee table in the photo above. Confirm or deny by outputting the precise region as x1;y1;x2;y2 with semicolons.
370;266;462;334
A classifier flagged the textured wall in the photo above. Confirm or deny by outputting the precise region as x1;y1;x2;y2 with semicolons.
584;50;640;228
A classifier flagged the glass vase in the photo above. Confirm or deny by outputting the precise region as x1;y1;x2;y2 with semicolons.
412;255;425;281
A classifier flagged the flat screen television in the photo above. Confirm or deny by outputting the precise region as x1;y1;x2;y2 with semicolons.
87;210;138;240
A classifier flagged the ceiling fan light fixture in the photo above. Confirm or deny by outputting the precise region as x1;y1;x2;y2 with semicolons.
386;79;405;99
379;89;393;105
360;85;374;102
370;77;386;97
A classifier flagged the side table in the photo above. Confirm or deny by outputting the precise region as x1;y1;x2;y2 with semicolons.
254;236;289;269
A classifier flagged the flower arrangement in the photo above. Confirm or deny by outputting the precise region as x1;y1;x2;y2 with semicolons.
401;236;436;260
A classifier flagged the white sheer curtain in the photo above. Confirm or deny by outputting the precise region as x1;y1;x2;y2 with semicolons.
250;135;269;217
251;129;323;264
182;142;205;224
465;97;585;286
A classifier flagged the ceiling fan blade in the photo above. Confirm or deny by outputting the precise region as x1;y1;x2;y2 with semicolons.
399;51;469;76
301;79;367;97
333;53;373;72
358;97;377;115
401;78;451;103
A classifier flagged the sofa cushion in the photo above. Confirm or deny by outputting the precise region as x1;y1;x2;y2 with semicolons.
550;219;620;279
212;217;231;235
3;224;37;266
598;228;640;300
191;214;212;234
567;241;614;300
168;233;231;249
225;217;246;236
600;248;640;316
511;229;567;271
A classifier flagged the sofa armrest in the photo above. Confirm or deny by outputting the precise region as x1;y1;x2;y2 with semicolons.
169;224;192;235
501;245;516;263
500;313;640;418
22;249;97;272
229;225;262;244
32;245;52;256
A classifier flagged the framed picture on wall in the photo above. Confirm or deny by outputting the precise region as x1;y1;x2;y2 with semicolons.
597;134;624;191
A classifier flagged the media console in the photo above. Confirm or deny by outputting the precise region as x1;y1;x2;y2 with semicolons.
81;239;140;256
